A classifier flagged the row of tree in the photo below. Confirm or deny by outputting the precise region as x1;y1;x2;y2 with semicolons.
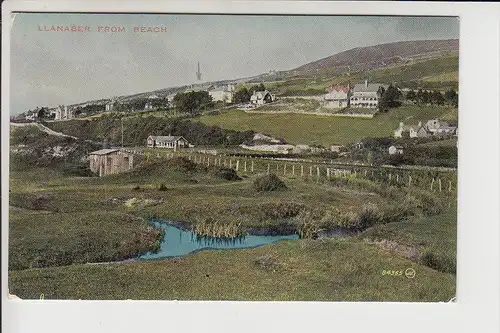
406;89;458;107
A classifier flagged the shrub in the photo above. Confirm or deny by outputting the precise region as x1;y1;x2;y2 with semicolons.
253;173;287;192
258;202;305;219
420;251;456;274
213;167;241;181
356;204;381;230
157;183;168;191
295;211;322;239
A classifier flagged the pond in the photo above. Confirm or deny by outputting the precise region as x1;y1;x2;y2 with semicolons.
138;220;299;259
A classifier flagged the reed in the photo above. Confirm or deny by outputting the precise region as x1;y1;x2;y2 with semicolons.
194;217;246;238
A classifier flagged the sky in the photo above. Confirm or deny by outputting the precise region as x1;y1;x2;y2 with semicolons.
9;14;459;115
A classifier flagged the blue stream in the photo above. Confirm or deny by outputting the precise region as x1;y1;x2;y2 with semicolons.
138;220;299;259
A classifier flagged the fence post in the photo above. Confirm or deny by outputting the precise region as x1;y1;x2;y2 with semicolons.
276;164;279;173
389;173;392;182
408;175;412;188
292;165;295;176
364;170;367;177
301;165;304;177
207;157;210;167
310;166;313;176
244;161;247;172
327;168;330;179
396;174;399;183
438;178;442;192
267;163;270;174
430;178;435;191
448;180;452;192
229;160;232;169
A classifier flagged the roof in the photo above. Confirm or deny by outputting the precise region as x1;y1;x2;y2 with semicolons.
149;135;186;143
326;85;350;94
352;83;387;93
89;148;121;155
390;145;404;149
250;90;271;101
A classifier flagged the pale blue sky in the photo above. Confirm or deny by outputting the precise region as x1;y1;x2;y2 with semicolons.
9;14;459;114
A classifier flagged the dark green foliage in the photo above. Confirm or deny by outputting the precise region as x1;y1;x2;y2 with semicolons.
420;251;456;274
444;89;458;108
213;167;242;181
378;84;402;112
173;91;213;114
253;173;288;192
406;89;416;102
44;115;254;147
234;87;252;103
157;183;168;191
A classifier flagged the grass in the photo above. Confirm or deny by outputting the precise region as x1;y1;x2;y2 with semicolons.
360;206;457;274
197;105;457;146
9;237;455;301
8;129;457;301
422;71;459;83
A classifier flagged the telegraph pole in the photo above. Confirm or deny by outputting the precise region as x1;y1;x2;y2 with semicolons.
121;117;124;148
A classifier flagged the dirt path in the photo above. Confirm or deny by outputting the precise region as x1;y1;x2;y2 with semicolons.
10;122;78;139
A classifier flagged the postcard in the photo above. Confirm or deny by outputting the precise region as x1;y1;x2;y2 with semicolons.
6;11;460;302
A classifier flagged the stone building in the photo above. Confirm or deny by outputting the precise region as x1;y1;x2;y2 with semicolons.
89;149;134;177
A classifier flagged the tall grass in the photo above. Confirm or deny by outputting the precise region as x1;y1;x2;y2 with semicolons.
193;216;246;238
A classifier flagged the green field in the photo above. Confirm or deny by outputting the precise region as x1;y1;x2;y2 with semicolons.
8;123;457;301
197;105;457;146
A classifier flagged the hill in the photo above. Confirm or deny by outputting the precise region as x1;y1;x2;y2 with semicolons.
291;39;458;73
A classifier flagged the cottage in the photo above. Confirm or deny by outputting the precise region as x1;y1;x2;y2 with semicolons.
208;84;235;103
388;145;404;155
250;90;275;105
394;120;456;138
324;85;350;108
330;144;343;153
147;135;190;150
350;80;387;108
425;119;457;136
89;149;134;177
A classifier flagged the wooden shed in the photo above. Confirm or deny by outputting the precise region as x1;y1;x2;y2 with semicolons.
89;148;134;177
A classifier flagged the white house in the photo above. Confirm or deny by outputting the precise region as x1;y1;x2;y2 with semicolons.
208;84;235;103
147;135;190;150
324;85;350;108
250;90;275;105
388;145;404;155
144;101;154;110
350;80;387;108
394;120;456;138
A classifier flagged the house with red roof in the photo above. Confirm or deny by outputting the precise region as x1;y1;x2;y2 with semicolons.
324;84;350;108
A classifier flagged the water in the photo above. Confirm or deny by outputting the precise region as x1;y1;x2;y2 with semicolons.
138;220;299;259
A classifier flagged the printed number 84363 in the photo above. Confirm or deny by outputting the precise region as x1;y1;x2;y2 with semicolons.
382;270;403;276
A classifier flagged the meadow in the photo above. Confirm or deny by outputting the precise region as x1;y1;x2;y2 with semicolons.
8;124;457;301
197;105;457;146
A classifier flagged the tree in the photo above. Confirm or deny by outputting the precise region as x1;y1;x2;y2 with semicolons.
378;84;402;112
432;91;445;106
416;89;424;105
444;89;458;108
251;83;266;92
406;89;416;103
421;90;431;105
173;91;213;114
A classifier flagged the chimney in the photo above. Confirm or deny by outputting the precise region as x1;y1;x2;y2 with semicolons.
365;79;368;88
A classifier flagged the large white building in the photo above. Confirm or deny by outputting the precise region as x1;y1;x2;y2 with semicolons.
208;84;235;103
350;80;387;108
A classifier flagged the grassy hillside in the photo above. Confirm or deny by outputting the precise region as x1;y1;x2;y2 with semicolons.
197;105;457;146
293;39;458;72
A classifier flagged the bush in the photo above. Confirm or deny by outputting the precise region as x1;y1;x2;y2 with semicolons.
157;183;168;191
420;251;456;274
253;173;287;192
213;167;241;181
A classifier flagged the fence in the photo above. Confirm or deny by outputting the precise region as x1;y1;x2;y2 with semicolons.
121;148;457;193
